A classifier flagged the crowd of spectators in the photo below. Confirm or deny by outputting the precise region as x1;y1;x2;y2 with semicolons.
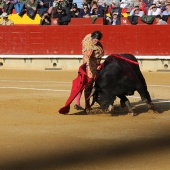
0;0;169;25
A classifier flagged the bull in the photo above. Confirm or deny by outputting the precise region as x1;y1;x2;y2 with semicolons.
89;54;155;115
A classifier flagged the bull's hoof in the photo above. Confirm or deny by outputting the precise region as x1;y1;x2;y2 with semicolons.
147;102;156;112
128;112;137;116
107;105;115;112
85;107;92;114
128;108;137;116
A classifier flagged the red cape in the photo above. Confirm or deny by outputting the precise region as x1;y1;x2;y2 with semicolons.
58;63;90;114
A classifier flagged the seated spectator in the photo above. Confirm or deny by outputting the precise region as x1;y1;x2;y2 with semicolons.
107;2;118;14
52;5;70;24
56;0;67;9
138;0;147;15
0;12;14;25
14;0;26;16
0;0;4;15
4;0;18;15
106;11;121;25
70;3;80;17
154;0;166;8
155;14;167;24
148;3;162;15
64;0;73;16
90;1;104;18
142;0;154;9
129;5;144;17
40;11;51;24
72;0;82;8
37;0;52;17
25;0;38;19
162;3;170;15
119;0;130;9
78;2;90;18
52;4;67;18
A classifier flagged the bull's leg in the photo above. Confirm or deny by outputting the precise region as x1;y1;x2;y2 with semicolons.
107;104;115;112
135;84;155;111
117;95;135;115
135;68;155;111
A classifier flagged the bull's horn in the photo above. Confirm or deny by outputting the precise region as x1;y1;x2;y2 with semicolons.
86;87;96;100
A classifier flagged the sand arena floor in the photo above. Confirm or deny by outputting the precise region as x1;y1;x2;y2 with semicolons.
0;69;170;170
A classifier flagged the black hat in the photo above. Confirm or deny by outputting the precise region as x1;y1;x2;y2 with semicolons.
57;5;62;10
72;3;77;8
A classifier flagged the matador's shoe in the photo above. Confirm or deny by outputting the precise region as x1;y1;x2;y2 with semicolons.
74;104;84;111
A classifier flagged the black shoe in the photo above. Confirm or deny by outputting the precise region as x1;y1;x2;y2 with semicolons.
74;104;84;110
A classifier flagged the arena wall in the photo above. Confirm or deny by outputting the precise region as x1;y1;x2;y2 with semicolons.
0;25;170;71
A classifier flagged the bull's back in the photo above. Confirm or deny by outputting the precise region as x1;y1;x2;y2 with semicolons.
119;54;138;62
96;54;140;92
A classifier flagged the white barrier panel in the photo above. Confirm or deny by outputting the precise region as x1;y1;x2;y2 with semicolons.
0;55;170;59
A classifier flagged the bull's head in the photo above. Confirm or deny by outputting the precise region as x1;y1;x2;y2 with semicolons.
89;87;116;112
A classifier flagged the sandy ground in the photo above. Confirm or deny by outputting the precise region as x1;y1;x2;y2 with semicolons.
0;69;170;170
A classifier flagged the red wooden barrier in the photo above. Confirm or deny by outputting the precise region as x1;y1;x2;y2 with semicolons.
0;25;169;56
52;18;104;25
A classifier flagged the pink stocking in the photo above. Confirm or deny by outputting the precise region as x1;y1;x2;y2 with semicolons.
75;91;82;106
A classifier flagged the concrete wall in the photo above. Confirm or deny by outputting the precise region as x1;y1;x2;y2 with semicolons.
0;57;169;72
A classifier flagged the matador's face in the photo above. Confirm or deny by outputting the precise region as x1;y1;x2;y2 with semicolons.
92;38;99;45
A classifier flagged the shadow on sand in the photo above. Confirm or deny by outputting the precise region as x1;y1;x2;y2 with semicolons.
70;99;170;116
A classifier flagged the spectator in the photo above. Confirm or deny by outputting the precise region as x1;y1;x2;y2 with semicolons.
106;11;121;25
138;0;147;15
72;0;82;8
56;0;67;9
90;1;104;18
107;2;117;14
52;4;67;18
4;0;18;15
52;5;70;24
70;2;80;17
148;3;162;15
155;14;167;24
153;0;165;8
129;5;145;17
40;11;51;24
162;3;170;15
0;0;4;15
25;0;38;19
64;0;73;16
78;2;90;17
0;12;14;25
37;0;52;17
119;0;130;9
142;0;154;8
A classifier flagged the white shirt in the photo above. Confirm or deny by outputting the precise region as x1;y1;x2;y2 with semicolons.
120;0;130;8
148;8;162;15
130;9;145;17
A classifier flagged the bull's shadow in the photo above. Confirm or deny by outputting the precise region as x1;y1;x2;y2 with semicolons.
70;99;170;116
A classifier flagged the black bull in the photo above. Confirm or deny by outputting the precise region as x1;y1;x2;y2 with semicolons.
90;54;155;113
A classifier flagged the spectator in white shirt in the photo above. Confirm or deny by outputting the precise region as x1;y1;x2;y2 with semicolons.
148;4;162;15
130;5;145;17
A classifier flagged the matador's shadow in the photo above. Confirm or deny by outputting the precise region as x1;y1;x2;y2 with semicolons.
70;99;170;116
